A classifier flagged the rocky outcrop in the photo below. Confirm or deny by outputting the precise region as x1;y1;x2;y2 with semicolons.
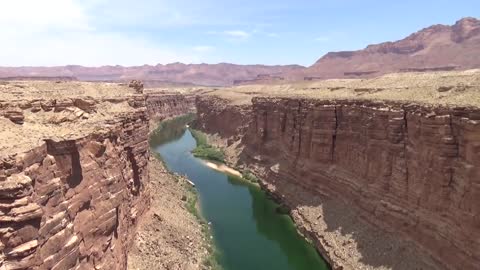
0;107;150;269
0;81;199;269
195;96;480;270
3;109;25;125
128;80;144;94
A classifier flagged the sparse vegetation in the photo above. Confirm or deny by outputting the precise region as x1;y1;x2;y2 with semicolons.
241;170;259;183
184;182;222;270
152;151;166;165
185;184;201;219
190;129;225;163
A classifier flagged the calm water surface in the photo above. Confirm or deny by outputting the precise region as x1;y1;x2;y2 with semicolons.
151;120;329;270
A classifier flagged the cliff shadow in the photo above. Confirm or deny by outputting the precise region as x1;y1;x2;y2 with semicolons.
45;139;84;189
238;150;439;270
126;146;141;195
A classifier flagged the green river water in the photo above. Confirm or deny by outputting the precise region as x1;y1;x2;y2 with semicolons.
150;118;329;270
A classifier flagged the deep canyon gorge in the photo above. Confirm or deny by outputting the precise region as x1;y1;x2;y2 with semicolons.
1;69;480;270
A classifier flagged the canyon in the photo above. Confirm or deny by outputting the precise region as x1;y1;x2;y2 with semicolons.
193;70;480;270
1;68;479;270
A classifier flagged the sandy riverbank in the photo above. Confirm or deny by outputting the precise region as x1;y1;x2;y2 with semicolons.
203;160;242;177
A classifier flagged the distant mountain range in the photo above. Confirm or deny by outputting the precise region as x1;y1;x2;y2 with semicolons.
1;17;479;86
0;63;304;87
295;17;480;81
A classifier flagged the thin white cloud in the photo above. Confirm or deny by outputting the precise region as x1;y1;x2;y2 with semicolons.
193;46;215;52
224;30;251;39
315;36;331;42
251;28;279;38
206;29;252;41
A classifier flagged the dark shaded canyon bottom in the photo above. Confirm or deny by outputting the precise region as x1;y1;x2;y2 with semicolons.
150;118;329;270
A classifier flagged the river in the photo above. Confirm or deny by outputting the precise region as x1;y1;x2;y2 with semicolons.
150;118;329;270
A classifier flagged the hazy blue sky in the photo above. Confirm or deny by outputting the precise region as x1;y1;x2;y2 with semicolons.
1;0;478;66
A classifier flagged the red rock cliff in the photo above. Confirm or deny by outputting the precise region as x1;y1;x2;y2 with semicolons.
0;102;150;269
0;82;196;270
146;94;195;121
195;96;480;270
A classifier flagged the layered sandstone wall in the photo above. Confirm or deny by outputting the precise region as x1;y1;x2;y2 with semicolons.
0;82;197;270
0;99;150;269
146;94;195;121
195;96;480;270
195;96;251;143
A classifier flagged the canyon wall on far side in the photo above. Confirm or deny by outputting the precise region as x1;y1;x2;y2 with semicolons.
194;87;480;270
146;93;196;121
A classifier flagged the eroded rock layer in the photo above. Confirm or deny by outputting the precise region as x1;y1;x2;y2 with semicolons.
0;81;196;270
195;96;480;270
0;111;149;270
146;94;195;121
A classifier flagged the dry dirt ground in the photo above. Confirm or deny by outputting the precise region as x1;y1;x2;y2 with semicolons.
127;155;213;270
188;69;480;107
